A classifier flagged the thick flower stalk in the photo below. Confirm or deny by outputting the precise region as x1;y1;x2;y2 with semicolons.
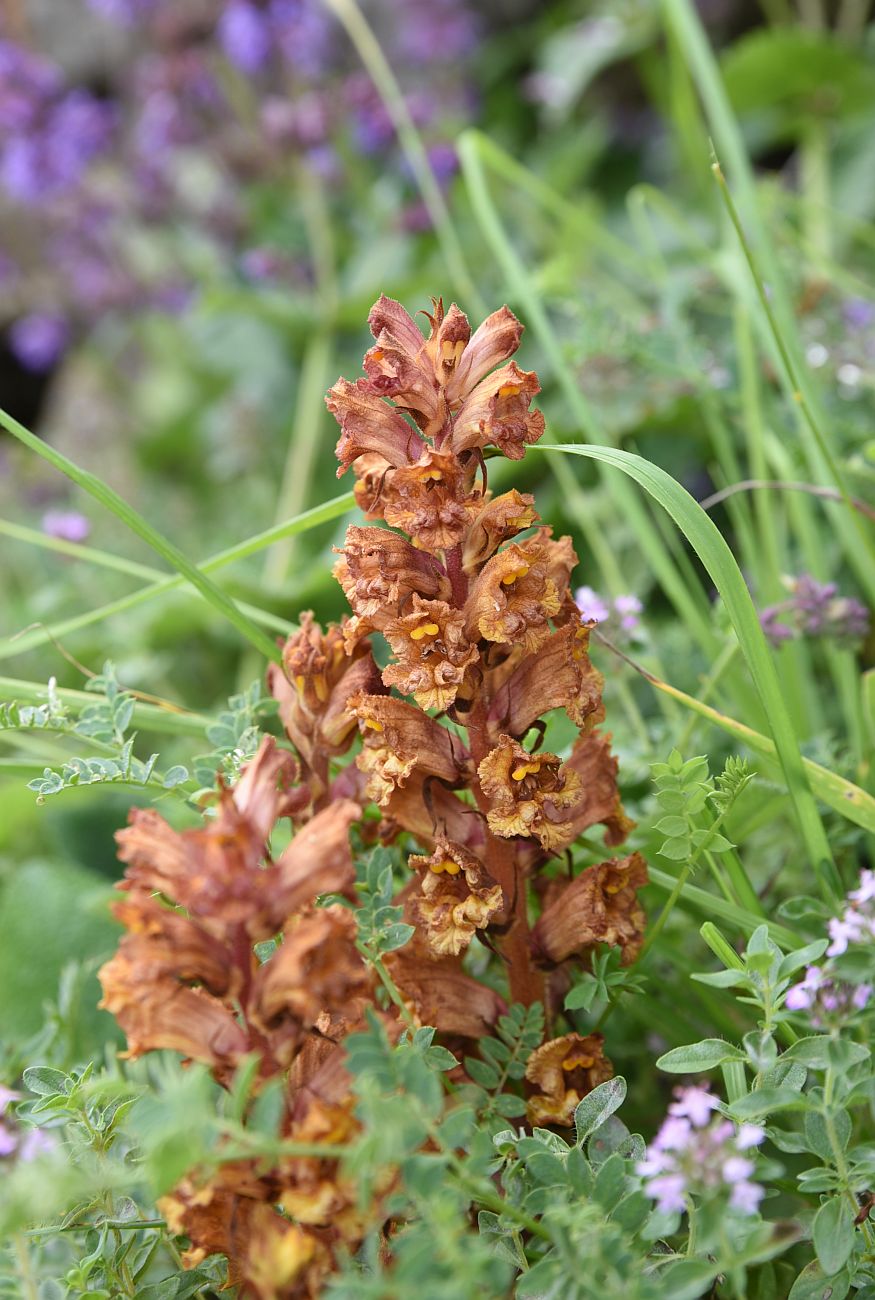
320;293;643;1020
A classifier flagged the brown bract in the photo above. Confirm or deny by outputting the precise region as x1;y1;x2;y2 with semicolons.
531;852;649;966
489;618;605;739
478;734;581;851
333;524;450;644
450;361;545;460
352;692;471;806
268;613;381;790
327;376;424;477
462;489;539;572
387;945;505;1039
525;1032;614;1127
565;730;637;847
409;840;503;956
382;594;479;711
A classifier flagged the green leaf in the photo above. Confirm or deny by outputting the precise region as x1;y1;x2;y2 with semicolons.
813;1197;856;1276
465;1058;500;1090
784;1037;869;1071
162;766;190;789
657;1259;720;1300
657;1039;745;1073
728;1088;808;1121
788;1260;850;1300
573;1076;627;1144
654;815;689;836
22;1066;69;1098
778;942;830;980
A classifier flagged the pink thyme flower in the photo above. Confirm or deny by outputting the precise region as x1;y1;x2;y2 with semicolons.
637;1087;765;1217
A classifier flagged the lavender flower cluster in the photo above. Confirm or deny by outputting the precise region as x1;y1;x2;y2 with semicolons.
1;0;479;372
575;586;643;641
760;574;869;649
785;871;875;1028
0;1087;53;1164
637;1086;765;1216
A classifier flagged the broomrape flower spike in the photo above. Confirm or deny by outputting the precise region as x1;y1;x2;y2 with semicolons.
97;296;648;1297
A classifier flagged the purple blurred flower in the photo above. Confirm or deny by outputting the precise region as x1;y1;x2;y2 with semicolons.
843;298;875;332
426;142;458;183
270;0;334;78
219;1;273;75
615;593;643;633
760;605;795;648
8;312;69;372
17;1128;55;1162
1;84;114;203
575;586;644;639
760;575;869;647
0;40;59;134
0;1087;19;1114
43;511;91;543
637;1087;765;1217
785;963;872;1026
0;1123;17;1157
575;586;611;624
86;0;159;22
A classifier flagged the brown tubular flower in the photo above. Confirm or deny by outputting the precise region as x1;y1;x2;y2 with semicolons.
478;734;582;852
409;841;503;957
565;730;637;848
531;853;650;967
525;1033;614;1127
489;618;605;739
351;692;470;806
464;531;574;655
267;612;381;808
462;489;539;572
333;524;450;640
382;594;478;711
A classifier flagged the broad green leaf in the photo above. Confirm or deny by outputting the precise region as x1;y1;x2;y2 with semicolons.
813;1197;856;1276
573;1077;627;1145
657;1039;744;1073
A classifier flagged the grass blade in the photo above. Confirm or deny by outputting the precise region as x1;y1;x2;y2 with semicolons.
0;492;354;663
537;442;838;893
0;405;281;663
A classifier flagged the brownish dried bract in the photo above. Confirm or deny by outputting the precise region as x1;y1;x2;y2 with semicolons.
327;376;424;477
525;1032;614;1127
333;524;450;642
565;730;637;847
98;949;249;1070
268;613;380;797
159;1174;328;1299
352;692;471;806
490;618;605;739
387;946;505;1039
253;906;372;1032
531;852;649;966
478;734;581;852
382;594;479;712
409;840;503;956
465;531;574;655
462;489;539;571
113;736;299;940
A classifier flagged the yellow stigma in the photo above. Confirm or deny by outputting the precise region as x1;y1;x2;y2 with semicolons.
420;469;444;482
363;717;384;732
409;622;440;641
294;674;307;695
562;1053;594;1072
430;859;462;876
497;383;521;399
500;563;529;585
604;871;627;895
511;760;541;781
